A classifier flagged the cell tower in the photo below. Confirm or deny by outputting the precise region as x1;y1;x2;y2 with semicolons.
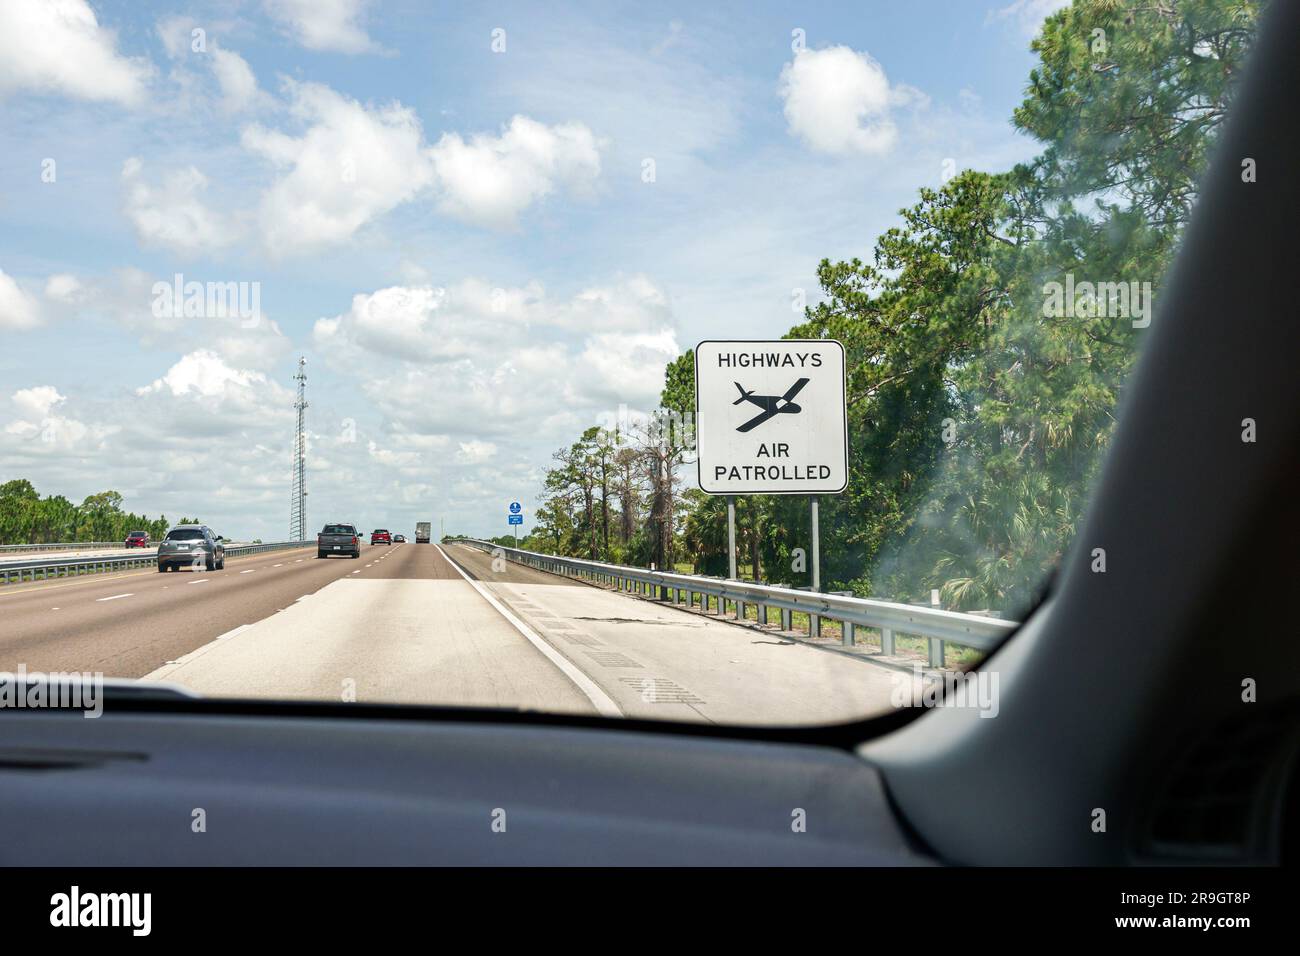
290;356;308;540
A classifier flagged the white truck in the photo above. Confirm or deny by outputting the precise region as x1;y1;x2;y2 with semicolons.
416;521;431;544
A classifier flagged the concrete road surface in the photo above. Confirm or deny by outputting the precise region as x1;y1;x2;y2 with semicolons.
443;544;900;724
0;546;156;566
0;539;902;724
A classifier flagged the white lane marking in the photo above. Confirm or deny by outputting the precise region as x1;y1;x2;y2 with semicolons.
51;607;60;611
350;570;361;574
434;544;621;718
273;563;283;567
295;559;303;563
217;624;253;640
189;579;210;585
97;593;133;602
240;569;256;574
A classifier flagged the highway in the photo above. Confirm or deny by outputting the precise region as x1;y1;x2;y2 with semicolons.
0;546;158;565
0;541;901;724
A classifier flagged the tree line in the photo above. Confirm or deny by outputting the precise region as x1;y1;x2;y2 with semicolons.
461;1;1267;620
514;0;1263;615
0;479;198;544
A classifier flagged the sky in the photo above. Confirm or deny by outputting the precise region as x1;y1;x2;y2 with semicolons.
0;0;1069;541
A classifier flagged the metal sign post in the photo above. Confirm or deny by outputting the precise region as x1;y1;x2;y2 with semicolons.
727;495;737;580
811;495;820;591
810;494;821;636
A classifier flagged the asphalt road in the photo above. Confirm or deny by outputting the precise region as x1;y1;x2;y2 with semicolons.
0;543;376;674
0;546;157;566
1;540;903;723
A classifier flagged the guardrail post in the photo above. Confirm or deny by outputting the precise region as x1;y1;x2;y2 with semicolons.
929;638;945;668
831;592;854;645
881;627;895;656
805;587;819;637
928;590;945;667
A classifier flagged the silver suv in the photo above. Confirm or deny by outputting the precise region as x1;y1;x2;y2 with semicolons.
157;525;226;572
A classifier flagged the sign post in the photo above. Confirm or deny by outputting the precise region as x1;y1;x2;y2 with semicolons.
810;495;821;635
695;340;847;599
726;496;737;580
508;501;522;545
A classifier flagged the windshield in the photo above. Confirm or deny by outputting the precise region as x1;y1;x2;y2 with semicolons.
0;0;1262;725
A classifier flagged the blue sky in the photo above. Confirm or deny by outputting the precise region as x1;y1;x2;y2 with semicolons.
0;0;1067;540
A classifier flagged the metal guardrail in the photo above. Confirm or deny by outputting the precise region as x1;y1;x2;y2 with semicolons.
0;541;312;586
451;539;1017;667
0;541;124;553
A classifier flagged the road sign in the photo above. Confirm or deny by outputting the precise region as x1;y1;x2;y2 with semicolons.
508;514;523;525
695;340;848;495
509;501;521;514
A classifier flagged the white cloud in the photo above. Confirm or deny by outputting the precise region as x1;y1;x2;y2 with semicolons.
578;329;681;407
121;159;243;255
263;0;381;55
0;0;152;105
211;48;263;113
779;46;904;156
56;268;288;373
988;0;1072;37
12;385;64;420
455;440;497;465
562;275;673;332
156;15;196;60
155;17;267;114
430;115;603;230
136;350;269;399
312;276;679;443
242;81;435;255
4;385;103;451
0;269;42;329
43;273;85;304
238;87;604;253
367;440;421;470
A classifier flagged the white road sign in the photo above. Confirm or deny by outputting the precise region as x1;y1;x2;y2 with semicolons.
694;339;848;495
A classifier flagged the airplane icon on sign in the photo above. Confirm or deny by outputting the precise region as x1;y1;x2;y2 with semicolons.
732;378;810;432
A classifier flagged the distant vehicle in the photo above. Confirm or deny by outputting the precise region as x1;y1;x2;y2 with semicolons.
393;534;406;543
318;524;361;559
416;522;431;544
124;531;150;548
371;529;392;545
157;525;224;572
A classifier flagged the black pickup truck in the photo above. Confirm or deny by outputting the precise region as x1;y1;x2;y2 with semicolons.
317;524;361;559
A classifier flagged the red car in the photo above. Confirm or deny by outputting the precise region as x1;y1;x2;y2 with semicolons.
124;531;150;548
370;529;392;545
